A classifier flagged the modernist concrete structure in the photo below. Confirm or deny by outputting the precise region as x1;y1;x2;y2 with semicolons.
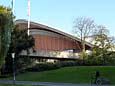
15;19;93;58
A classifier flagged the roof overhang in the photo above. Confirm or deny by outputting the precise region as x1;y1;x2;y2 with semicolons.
15;19;94;49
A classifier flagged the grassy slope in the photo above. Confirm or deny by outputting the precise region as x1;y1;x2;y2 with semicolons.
6;66;115;84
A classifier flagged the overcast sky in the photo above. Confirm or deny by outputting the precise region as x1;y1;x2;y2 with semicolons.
1;0;115;36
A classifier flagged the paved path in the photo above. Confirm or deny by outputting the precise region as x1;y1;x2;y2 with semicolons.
0;80;114;86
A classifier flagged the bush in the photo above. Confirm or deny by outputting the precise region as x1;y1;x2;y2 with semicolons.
26;60;85;72
26;63;61;72
85;53;115;66
57;61;77;67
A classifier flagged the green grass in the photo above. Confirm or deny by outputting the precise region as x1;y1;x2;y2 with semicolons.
3;66;115;84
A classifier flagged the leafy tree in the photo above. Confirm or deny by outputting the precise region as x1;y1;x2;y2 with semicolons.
3;25;34;74
0;5;13;68
91;25;115;65
8;25;34;55
73;17;96;59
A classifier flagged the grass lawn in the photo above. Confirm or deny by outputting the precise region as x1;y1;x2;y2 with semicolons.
3;66;115;84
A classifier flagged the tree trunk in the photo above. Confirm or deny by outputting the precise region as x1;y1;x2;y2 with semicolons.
81;37;86;60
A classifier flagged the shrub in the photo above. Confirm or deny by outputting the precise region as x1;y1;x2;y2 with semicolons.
26;63;61;72
57;61;77;67
26;60;85;72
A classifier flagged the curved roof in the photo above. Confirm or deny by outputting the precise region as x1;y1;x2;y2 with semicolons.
15;19;93;48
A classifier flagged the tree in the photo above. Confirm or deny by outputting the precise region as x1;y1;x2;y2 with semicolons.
92;25;115;65
73;17;95;59
0;6;13;68
3;25;34;74
8;25;34;55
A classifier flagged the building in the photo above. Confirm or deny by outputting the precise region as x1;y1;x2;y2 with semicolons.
15;19;93;60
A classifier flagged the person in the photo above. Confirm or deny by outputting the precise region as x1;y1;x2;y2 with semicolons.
94;71;100;84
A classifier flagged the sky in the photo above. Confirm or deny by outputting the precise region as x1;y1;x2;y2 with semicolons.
0;0;115;36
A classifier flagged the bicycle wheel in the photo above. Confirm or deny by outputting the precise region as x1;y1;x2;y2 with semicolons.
96;79;102;85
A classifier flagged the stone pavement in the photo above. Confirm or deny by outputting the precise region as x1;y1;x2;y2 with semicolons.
0;80;114;86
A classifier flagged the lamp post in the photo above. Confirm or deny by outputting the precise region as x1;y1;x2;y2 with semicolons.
12;53;15;84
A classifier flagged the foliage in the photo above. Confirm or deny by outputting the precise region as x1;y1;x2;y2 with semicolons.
1;25;34;74
8;25;34;55
0;5;13;67
26;63;60;72
26;60;85;72
57;61;77;67
87;25;115;65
